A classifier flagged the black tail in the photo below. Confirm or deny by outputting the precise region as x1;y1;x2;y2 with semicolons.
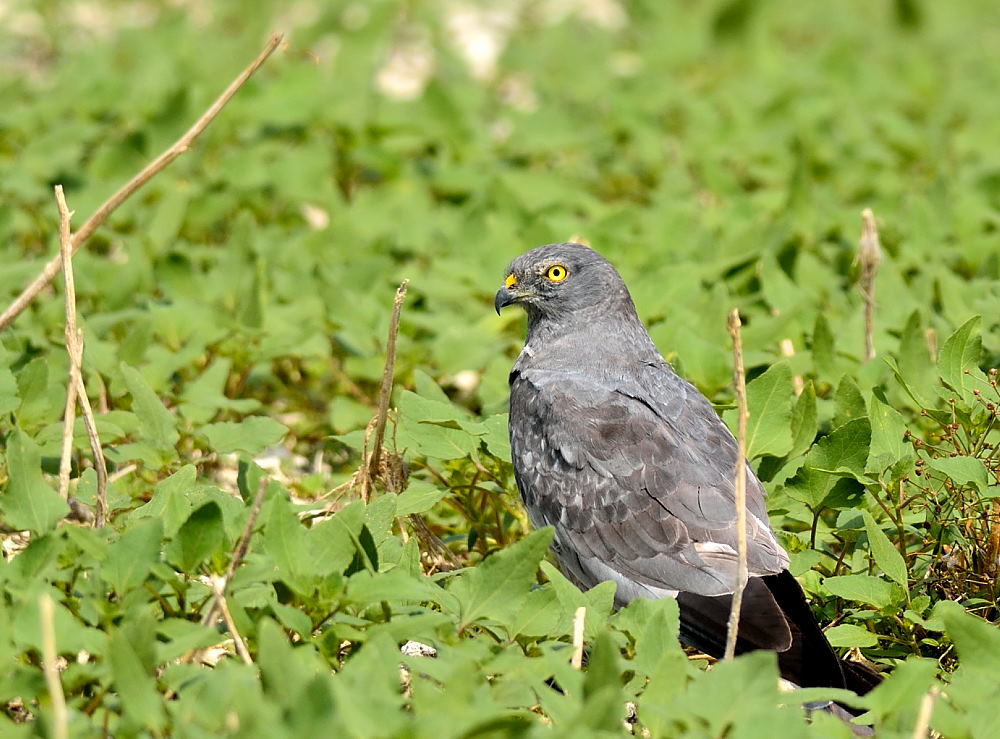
676;570;882;695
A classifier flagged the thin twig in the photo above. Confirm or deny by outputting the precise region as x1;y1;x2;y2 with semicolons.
57;370;78;500
571;606;586;669
909;685;940;739
0;33;284;332
39;593;68;739
212;578;253;666
56;186;108;525
724;308;749;661
200;478;268;627
858;208;882;362
361;280;409;499
57;187;78;500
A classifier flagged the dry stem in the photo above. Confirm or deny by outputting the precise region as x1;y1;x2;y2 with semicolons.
858;208;882;362
360;279;409;499
200;478;268;627
0;34;283;332
571;606;586;669
56;186;108;525
213;578;253;665
909;685;940;739
39;593;68;739
724;308;749;661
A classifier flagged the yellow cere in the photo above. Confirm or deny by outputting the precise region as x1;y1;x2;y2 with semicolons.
545;264;568;282
505;274;518;289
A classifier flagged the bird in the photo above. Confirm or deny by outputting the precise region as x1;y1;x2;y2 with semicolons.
494;242;881;702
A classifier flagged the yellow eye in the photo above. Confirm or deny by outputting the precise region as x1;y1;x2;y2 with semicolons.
545;265;568;282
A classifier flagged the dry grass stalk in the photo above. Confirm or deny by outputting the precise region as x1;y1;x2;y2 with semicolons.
360;279;409;500
858;208;882;362
909;685;940;739
200;478;268;628
212;578;253;665
724;308;749;661
0;34;284;333
56;186;108;525
39;593;68;739
571;606;586;669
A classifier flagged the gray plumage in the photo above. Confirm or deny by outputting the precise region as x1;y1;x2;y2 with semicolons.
495;242;881;701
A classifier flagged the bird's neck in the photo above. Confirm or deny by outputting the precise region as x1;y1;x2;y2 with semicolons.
521;304;661;371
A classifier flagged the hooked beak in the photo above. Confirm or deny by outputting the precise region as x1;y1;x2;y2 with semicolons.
494;287;516;315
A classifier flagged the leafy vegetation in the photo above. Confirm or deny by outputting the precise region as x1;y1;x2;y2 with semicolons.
2;0;999;736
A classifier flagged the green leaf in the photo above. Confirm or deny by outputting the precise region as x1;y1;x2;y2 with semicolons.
102;518;163;594
824;623;878;648
119;362;180;454
861;511;908;588
866;396;910;474
938;315;988;402
787;381;817;459
165;501;224;572
506;586;566;638
262;487;313;591
0;356;18;415
393;480;448;516
201;416;288;455
581;630;623;729
927;456;990;492
833;374;867;430
785;417;871;508
109;626;166;731
741;361;793;459
307;500;366;576
933;600;1000;673
130;464;195;536
1;429;69;534
824;574;896;609
448;527;554;630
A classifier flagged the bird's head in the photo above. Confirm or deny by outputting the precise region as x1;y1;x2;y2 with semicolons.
494;242;633;323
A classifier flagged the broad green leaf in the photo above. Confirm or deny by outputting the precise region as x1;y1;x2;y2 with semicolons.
938;315;988;402
200;416;288;455
927;456;990;492
833;374;867;430
165;501;224;572
0;358;18;415
895;311;935;406
824;574;895;609
540;561;616;641
740;361;793;459
866;396;910;474
785;417;871;508
109;627;166;731
862;511;908;588
933;600;1000;673
449;527;554;630
119;362;180;454
862;658;938;727
262;489;312;591
1;429;69;534
787;381;817;459
129;464;195;536
308;500;366;576
506;586;566;637
581;630;623;730
102;518;163;594
393;479;448;516
824;623;878;648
